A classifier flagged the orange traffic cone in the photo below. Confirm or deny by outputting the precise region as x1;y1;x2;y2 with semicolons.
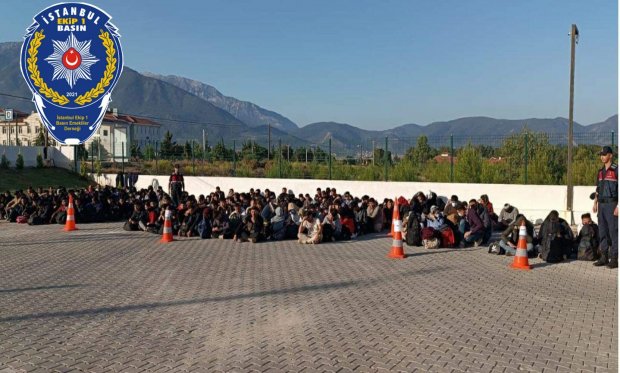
510;221;531;270
63;194;78;231
160;209;174;243
387;199;399;238
387;199;406;259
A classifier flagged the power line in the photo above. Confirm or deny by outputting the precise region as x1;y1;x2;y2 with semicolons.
0;91;241;127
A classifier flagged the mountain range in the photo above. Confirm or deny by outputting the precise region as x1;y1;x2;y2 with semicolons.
0;41;616;151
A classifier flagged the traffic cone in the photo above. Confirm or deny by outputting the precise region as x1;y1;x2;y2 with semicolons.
387;199;399;238
63;194;78;231
160;209;174;243
510;221;531;270
387;199;406;259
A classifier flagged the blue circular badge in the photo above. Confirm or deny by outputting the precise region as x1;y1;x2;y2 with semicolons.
20;3;123;145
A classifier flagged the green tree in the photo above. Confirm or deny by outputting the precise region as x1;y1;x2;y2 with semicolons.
373;148;392;166
131;142;143;159
144;143;155;160
15;153;24;170
456;143;482;183
160;131;174;159
34;128;46;146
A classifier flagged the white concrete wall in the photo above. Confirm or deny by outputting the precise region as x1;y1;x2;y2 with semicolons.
0;145;76;169
98;173;599;224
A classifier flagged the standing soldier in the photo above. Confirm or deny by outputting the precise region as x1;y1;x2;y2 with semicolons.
169;164;185;207
593;146;618;269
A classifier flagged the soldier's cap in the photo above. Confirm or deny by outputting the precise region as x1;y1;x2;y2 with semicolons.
599;146;613;155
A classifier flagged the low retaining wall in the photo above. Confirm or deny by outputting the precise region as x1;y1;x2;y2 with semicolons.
97;173;598;224
0;145;77;170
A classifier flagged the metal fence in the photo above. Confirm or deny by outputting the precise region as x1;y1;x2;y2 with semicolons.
84;130;617;185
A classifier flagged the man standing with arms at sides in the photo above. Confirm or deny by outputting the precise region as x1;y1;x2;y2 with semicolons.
169;165;185;207
593;146;618;269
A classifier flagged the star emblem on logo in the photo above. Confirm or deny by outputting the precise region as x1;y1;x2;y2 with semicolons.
45;33;99;89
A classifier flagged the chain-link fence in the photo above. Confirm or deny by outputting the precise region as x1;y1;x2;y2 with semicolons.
84;130;617;186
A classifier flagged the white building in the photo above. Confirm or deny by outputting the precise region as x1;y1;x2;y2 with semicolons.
0;110;46;146
1;109;161;159
84;111;161;160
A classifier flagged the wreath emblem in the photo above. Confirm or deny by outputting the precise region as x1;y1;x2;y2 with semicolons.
26;29;117;106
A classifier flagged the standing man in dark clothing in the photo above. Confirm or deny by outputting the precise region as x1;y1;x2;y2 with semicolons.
593;146;618;268
168;165;185;207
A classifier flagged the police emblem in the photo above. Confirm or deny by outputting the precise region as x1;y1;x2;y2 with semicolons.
20;3;123;145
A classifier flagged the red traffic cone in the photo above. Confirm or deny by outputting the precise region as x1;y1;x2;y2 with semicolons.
388;198;406;259
160;209;174;243
510;221;531;270
64;194;78;231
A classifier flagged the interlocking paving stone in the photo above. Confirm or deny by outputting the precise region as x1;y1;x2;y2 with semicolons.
0;222;616;372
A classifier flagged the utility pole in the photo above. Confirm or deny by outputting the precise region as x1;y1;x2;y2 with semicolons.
267;124;271;160
202;129;206;162
567;24;578;225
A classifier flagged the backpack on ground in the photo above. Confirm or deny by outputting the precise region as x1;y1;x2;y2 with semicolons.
405;212;422;246
421;227;436;240
423;237;440;250
439;226;456;248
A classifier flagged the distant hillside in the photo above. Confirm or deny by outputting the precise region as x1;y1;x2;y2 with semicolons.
143;73;299;133
0;41;616;151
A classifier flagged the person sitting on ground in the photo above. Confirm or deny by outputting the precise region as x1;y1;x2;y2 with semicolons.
270;203;288;241
298;209;323;244
575;213;599;261
366;198;384;233
178;199;201;237
479;194;498;224
322;206;343;242
382;199;394;231
496;203;519;231
477;197;493;244
233;206;264;243
459;199;485;248
211;209;231;239
425;205;445;230
498;214;535;256
443;195;460;226
124;201;148;231
537;210;574;262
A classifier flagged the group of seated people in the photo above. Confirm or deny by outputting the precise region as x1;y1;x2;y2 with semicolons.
0;184;599;263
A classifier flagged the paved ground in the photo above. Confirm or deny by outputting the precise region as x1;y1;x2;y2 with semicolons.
0;222;616;373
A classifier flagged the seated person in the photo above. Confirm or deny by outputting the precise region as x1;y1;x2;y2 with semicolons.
212;210;231;239
443;195;460;226
498;215;535;256
425;205;445;230
233;206;264;243
459;200;485;248
366;198;383;233
124;201;148;231
497;203;519;231
537;210;574;262
322;207;343;242
575;213;599;261
298;209;323;244
270;205;288;241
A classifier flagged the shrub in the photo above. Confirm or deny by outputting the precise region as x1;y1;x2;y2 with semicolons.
36;153;43;168
0;154;9;169
15;154;24;170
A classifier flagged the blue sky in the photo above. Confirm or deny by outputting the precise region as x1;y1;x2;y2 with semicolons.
1;0;617;129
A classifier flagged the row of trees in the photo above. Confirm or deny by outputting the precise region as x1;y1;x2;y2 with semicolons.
115;130;608;186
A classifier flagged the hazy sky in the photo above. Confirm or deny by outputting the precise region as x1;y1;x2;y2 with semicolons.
1;0;617;129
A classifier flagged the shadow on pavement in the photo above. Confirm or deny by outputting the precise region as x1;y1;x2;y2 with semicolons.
0;284;85;293
0;266;452;323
